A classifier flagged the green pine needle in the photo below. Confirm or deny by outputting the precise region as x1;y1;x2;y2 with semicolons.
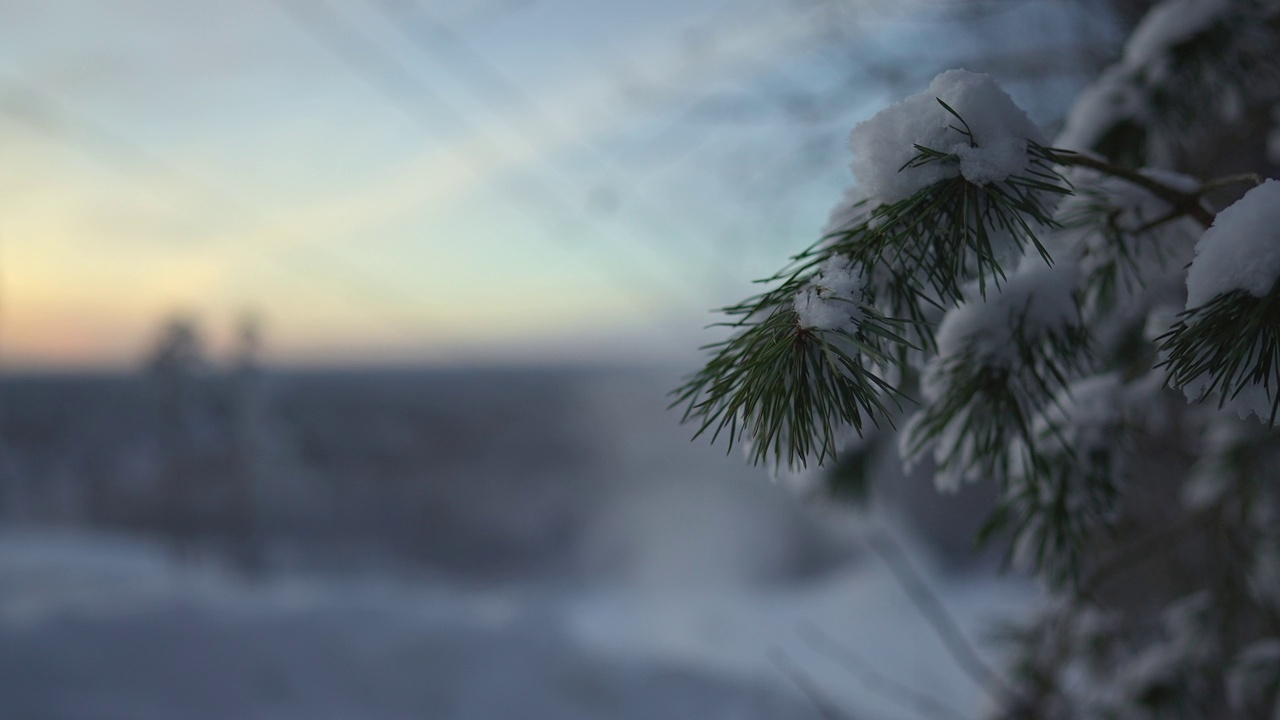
1158;285;1280;425
671;306;907;470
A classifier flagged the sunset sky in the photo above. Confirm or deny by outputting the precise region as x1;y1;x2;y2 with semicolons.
0;0;1102;368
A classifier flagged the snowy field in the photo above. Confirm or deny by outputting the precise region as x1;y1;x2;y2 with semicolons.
0;528;1031;720
0;367;1035;719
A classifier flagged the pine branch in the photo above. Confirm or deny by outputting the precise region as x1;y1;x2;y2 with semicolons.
1049;149;1216;227
677;107;1075;470
1197;172;1263;196
1158;285;1280;426
671;304;907;469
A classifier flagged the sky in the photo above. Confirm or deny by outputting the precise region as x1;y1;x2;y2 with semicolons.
0;0;1110;369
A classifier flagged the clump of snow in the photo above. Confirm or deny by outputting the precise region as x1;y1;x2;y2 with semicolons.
1185;180;1280;307
954;139;1030;187
931;260;1081;372
1165;181;1280;424
904;262;1082;492
793;256;866;331
849;70;1046;203
1179;367;1278;424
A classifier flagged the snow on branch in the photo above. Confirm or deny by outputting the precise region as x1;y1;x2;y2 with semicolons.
1161;180;1280;423
1185;179;1280;306
793;257;868;332
850;70;1046;203
900;261;1089;492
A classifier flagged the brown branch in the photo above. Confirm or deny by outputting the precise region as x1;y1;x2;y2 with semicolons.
1197;172;1263;196
1050;149;1216;228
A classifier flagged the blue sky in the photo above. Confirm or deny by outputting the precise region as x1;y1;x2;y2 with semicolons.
0;0;1108;368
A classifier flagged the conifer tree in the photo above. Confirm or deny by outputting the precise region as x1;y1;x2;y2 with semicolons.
676;1;1280;716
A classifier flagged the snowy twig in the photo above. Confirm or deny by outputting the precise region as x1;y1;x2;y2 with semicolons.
1050;149;1216;227
864;532;1029;710
1196;172;1263;196
798;620;974;720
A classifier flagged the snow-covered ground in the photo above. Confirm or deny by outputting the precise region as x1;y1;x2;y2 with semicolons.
0;527;1031;720
0;367;1036;718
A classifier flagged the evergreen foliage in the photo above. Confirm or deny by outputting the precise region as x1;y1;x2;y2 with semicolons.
675;0;1280;716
